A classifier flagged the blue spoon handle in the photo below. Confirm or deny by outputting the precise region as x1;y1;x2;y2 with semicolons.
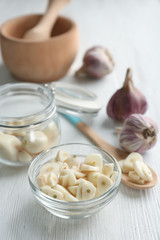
61;113;128;160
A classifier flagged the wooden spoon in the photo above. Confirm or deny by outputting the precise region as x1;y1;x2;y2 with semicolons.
23;0;71;40
62;114;158;189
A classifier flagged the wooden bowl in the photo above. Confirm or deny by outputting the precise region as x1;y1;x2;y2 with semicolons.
0;14;79;83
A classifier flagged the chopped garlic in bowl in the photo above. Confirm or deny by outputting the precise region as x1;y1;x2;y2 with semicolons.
28;143;121;219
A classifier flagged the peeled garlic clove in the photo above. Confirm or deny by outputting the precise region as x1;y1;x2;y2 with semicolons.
119;114;158;154
17;150;32;163
5;120;26;137
128;171;145;184
78;178;94;185
36;173;48;187
40;162;60;175
76;184;82;201
68;185;78;196
65;155;80;168
55;150;71;162
53;184;70;196
110;171;118;183
51;190;63;200
22;131;48;154
47;172;57;187
76;179;96;201
64;193;78;202
133;161;152;182
84;153;103;171
41;186;63;199
59;169;77;187
75;46;114;79
42;121;59;142
102;163;114;176
122;152;143;173
59;162;69;171
87;172;99;186
97;174;113;196
59;175;69;188
0;133;21;162
81;182;96;201
40;185;52;195
80;163;99;172
128;171;141;181
107;68;148;121
71;168;86;179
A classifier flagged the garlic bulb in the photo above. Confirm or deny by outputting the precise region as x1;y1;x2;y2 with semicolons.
75;46;114;79
118;114;158;154
107;68;148;121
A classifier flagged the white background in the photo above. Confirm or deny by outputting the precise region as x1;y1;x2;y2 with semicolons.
0;0;160;239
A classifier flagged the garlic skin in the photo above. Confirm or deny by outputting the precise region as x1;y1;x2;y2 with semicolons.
107;68;148;121
75;46;114;79
119;114;158;154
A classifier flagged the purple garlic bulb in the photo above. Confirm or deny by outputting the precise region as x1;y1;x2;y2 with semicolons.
107;68;148;121
119;114;158;154
75;46;114;79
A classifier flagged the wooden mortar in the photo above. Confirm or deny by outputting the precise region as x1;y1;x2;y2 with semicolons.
0;14;79;82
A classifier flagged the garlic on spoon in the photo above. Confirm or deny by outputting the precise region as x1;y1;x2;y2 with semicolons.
75;46;114;79
107;68;148;121
118;114;158;154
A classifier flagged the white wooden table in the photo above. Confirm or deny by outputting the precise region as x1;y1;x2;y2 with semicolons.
0;0;160;239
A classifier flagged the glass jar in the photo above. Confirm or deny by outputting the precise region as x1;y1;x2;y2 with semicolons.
0;83;60;166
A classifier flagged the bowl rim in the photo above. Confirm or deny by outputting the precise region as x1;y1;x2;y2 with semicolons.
0;14;78;43
28;143;121;206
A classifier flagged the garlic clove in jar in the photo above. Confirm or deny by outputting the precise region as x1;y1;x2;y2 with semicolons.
75;46;114;79
22;131;48;154
107;68;148;121
118;114;158;154
17;150;32;163
42;121;60;146
0;133;22;162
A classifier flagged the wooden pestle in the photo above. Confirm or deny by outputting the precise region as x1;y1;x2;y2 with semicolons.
23;0;71;40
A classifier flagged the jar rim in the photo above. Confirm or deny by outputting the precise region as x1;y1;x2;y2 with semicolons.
0;82;56;128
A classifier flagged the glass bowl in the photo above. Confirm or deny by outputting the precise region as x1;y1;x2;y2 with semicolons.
28;143;121;219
